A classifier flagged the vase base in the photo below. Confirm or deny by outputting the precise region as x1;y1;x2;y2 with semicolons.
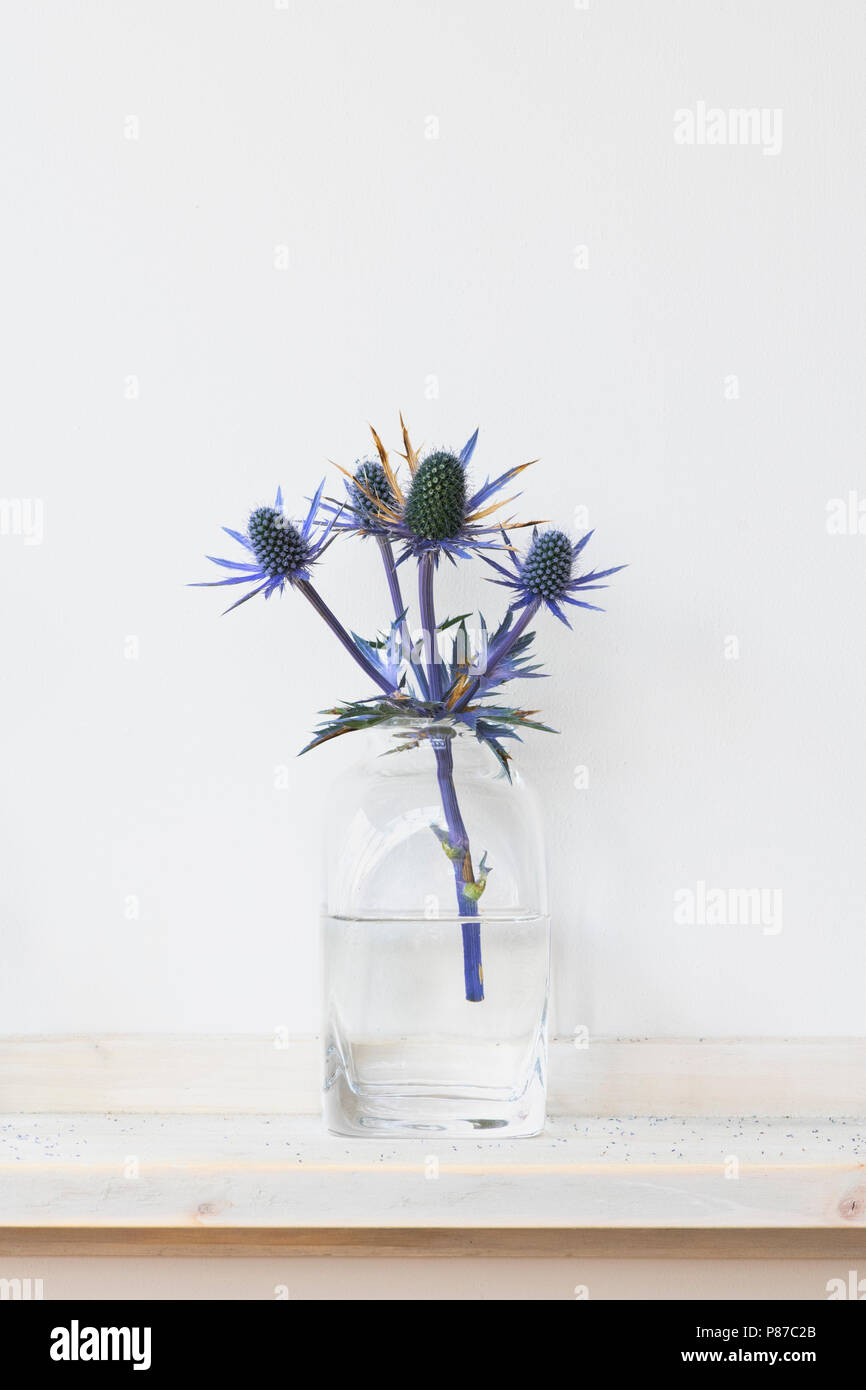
322;915;549;1139
323;1069;546;1139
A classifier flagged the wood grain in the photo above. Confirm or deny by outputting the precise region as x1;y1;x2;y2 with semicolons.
3;1226;866;1259
2;1038;864;1259
2;1035;866;1116
2;1113;865;1257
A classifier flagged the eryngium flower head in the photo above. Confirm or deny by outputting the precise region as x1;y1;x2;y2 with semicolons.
247;507;310;577
324;458;397;539
403;450;467;541
351;460;396;529
335;417;540;563
520;529;574;601
482;525;626;626
191;481;338;612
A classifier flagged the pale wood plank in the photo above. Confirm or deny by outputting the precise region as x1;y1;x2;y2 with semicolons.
3;1039;864;1259
2;1035;866;1116
2;1114;865;1258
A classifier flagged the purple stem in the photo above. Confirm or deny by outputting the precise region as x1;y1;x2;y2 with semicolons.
434;737;484;1002
417;553;484;1001
452;597;542;713
295;579;393;695
377;536;405;623
418;552;442;701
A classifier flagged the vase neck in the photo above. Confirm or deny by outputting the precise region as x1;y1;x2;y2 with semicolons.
364;716;484;765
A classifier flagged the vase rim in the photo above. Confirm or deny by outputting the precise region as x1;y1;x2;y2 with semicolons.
374;714;472;739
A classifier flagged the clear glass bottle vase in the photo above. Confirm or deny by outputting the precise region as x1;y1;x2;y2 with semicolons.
322;717;549;1137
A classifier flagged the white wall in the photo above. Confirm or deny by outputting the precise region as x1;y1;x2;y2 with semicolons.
2;0;864;1037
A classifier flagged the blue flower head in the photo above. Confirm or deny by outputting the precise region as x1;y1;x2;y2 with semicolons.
403;449;467;541
330;458;397;539
330;416;539;564
483;526;626;627
190;481;339;612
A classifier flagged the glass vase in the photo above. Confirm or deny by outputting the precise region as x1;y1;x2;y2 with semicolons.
321;717;549;1137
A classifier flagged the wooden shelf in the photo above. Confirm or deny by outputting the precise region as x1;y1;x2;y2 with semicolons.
2;1037;865;1258
2;1111;865;1259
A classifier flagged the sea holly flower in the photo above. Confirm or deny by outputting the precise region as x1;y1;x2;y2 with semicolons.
337;416;539;566
190;482;339;612
447;527;625;718
329;458;398;539
367;417;538;706
330;417;544;703
484;525;626;626
352;460;395;529
324;454;407;622
192;415;625;1004
192;482;397;696
403;450;467;542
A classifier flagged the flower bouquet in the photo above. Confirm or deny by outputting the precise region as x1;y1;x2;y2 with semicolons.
194;417;622;1134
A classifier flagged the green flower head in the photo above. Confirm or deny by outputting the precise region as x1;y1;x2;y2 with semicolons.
404;451;467;542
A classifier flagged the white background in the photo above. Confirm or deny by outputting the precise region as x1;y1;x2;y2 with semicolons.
2;0;864;1039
